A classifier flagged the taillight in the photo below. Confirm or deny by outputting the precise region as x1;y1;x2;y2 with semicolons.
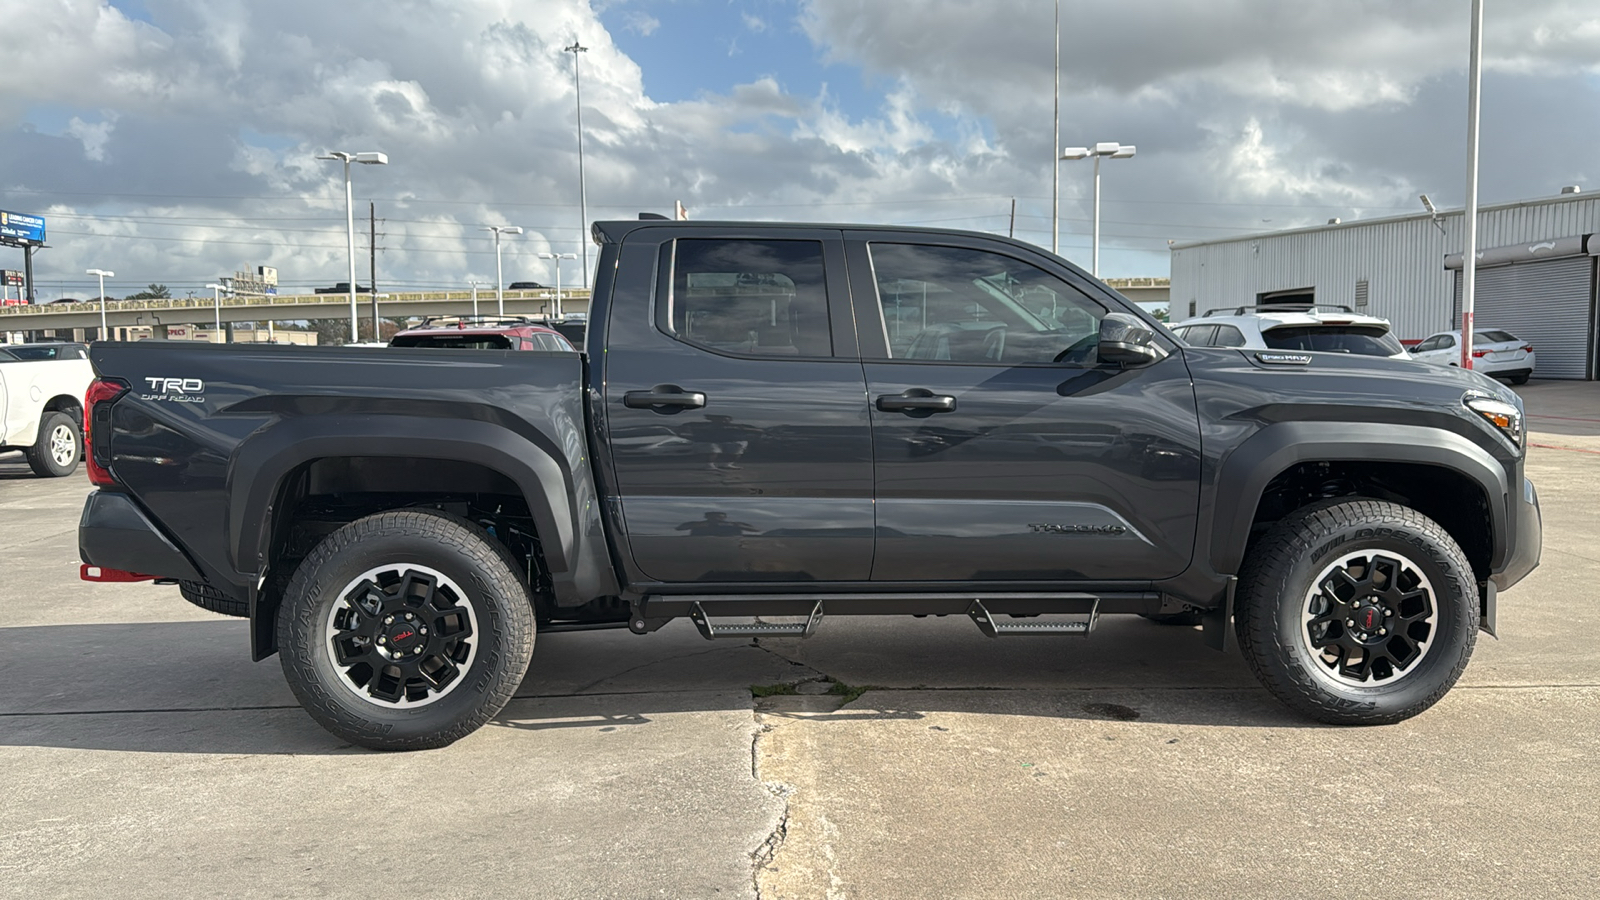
1522;344;1533;352
84;377;129;487
1472;350;1488;358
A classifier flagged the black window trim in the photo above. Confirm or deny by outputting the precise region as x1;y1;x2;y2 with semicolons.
652;236;851;363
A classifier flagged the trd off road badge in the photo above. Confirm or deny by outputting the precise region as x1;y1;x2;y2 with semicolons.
141;377;206;403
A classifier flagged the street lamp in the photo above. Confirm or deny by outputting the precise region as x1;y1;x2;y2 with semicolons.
484;226;524;315
316;150;388;342
468;279;485;318
538;252;578;319
86;268;113;339
1060;142;1136;277
565;40;590;289
205;283;227;337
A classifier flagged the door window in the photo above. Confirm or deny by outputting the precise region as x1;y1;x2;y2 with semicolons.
867;243;1105;365
1181;325;1217;347
1211;324;1247;347
666;239;833;358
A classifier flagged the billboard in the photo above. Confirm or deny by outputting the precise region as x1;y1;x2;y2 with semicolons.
0;210;46;244
2;270;21;287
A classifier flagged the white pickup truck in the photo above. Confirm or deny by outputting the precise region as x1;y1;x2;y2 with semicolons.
0;342;94;477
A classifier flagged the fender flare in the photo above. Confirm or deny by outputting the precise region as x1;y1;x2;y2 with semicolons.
1209;421;1509;575
228;414;577;580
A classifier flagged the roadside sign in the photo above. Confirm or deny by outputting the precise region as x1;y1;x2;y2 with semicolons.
0;210;45;245
1;270;21;286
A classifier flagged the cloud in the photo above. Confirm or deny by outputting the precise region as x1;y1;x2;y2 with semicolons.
1;0;1598;299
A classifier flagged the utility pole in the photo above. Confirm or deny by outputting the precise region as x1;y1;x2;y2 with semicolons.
1051;0;1060;255
1009;197;1017;239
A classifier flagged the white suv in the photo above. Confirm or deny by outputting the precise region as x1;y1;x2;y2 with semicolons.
1409;329;1534;385
1170;306;1409;359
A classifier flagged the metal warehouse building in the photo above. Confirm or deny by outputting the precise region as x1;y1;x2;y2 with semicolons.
1169;191;1600;379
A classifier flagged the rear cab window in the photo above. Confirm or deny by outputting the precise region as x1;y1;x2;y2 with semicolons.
390;333;516;350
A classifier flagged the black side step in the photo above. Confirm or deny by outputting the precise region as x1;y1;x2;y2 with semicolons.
967;599;1099;637
689;600;824;640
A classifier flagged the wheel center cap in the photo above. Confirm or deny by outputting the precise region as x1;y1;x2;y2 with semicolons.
387;624;421;648
1355;605;1383;634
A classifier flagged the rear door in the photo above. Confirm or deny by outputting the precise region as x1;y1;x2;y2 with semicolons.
845;231;1201;582
601;228;874;583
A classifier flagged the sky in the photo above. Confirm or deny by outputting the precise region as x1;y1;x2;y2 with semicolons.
2;0;1598;300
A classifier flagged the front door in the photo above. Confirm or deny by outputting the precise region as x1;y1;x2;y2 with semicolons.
601;229;874;583
845;232;1201;582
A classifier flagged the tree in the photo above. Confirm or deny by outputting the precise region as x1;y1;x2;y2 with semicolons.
1150;307;1169;322
125;283;171;300
309;318;350;346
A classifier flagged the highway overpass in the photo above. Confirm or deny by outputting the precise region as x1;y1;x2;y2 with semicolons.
0;289;592;335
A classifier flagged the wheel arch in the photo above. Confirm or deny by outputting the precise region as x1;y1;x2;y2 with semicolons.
1210;422;1509;579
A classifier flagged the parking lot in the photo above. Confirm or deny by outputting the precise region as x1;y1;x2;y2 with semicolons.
2;382;1597;899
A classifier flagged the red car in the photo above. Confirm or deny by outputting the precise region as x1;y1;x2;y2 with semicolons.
388;316;576;352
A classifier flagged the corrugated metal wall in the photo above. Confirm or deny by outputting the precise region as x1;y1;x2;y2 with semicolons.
1170;194;1600;341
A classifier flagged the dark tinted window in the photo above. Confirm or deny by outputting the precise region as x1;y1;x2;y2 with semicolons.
1262;325;1403;357
4;344;86;360
1438;334;1456;348
1478;330;1518;343
868;243;1104;365
1180;325;1217;347
1211;325;1247;347
670;239;832;357
390;333;515;350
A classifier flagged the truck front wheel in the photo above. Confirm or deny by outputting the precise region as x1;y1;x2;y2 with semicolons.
277;509;536;750
1235;499;1478;725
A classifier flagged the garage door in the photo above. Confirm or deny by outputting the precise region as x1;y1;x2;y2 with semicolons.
1453;255;1596;380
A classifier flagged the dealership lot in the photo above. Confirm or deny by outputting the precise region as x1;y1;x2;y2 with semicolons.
2;383;1597;899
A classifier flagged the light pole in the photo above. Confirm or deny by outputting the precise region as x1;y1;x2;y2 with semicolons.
565;40;590;289
1051;0;1060;255
205;282;226;337
1460;0;1484;369
86;268;113;339
468;280;485;318
316;150;388;342
538;252;578;319
484;226;524;316
1060;142;1135;277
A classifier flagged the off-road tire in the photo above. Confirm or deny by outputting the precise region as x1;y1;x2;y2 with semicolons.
179;580;249;618
1235;498;1478;725
26;411;81;477
277;508;535;751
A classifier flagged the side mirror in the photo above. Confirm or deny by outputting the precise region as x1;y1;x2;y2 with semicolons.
1098;313;1169;367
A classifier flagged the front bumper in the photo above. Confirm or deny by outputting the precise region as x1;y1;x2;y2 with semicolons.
79;490;203;582
1492;476;1541;591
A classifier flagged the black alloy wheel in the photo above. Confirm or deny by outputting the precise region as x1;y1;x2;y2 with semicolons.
1236;498;1477;725
277;508;536;750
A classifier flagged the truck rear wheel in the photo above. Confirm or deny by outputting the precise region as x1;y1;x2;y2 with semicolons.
26;411;81;478
1235;498;1478;725
277;508;535;751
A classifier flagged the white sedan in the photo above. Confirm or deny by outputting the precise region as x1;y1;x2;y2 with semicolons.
1409;329;1534;384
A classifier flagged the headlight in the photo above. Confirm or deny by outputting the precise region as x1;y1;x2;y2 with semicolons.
1464;395;1523;446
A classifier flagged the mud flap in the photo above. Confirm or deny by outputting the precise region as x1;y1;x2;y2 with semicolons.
1202;576;1237;653
1480;580;1497;638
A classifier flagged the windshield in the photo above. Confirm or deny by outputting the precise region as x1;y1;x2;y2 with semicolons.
390;333;515;350
1262;325;1403;357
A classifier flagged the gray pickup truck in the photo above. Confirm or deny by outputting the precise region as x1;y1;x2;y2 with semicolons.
78;220;1541;749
